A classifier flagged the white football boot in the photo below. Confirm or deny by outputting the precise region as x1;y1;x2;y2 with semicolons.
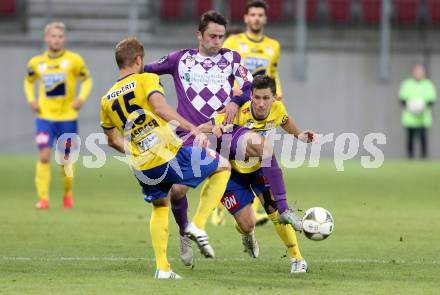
241;233;260;258
279;208;303;232
290;259;308;273
154;269;182;279
184;222;215;258
179;235;194;267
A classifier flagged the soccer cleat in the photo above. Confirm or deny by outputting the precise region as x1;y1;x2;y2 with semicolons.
35;199;49;210
63;195;73;209
184;222;215;258
290;259;308;273
242;233;259;258
255;211;269;226
279;208;303;232
179;235;194;267
154;269;182;279
210;207;226;226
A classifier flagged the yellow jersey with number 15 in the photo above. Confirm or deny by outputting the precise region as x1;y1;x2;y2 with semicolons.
223;33;282;97
100;73;182;171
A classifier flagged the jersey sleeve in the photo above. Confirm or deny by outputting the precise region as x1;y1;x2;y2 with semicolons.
426;80;437;102
144;50;183;75
399;79;411;101
100;98;115;129
274;101;289;126
23;58;38;103
231;51;253;106
142;73;165;100
272;41;283;97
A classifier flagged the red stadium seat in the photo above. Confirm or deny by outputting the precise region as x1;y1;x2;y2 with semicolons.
161;0;182;20
196;0;214;18
328;0;352;23
394;0;420;24
229;0;247;21
292;0;318;23
362;0;381;24
0;0;16;16
427;0;440;24
267;0;283;21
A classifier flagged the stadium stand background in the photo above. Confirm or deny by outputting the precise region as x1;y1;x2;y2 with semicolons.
1;0;439;158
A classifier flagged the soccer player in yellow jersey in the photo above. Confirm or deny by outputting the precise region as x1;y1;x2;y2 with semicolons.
23;22;93;210
101;37;231;279
224;0;301;228
200;75;315;273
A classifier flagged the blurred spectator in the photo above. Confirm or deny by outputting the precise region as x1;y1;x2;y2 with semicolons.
399;64;437;159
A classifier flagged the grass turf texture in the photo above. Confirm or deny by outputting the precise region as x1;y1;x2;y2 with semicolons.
0;155;439;294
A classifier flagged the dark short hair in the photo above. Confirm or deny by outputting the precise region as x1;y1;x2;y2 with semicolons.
115;37;144;69
246;0;268;14
225;26;243;38
252;75;276;95
198;10;228;34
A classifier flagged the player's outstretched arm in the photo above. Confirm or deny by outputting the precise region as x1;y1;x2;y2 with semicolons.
149;92;208;147
104;127;125;153
281;117;316;143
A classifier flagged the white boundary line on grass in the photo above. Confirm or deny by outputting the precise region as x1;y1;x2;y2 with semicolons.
2;256;440;265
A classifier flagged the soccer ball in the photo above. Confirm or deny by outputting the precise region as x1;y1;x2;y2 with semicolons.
302;207;334;241
407;99;425;115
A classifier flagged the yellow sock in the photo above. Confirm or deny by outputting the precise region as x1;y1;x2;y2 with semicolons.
35;161;50;201
61;164;74;196
268;211;303;260
150;206;170;272
234;223;253;235
193;169;231;230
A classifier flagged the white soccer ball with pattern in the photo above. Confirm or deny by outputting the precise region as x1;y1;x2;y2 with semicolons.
302;207;334;241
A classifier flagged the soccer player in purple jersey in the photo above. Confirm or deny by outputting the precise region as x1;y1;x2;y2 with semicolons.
144;11;253;267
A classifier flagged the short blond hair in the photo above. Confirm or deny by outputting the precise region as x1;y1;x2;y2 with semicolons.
44;22;66;35
115;37;144;69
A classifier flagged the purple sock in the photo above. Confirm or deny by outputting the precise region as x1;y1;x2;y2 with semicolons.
171;196;189;236
262;156;289;213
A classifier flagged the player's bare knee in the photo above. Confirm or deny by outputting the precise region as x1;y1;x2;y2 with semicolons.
39;149;51;163
237;219;255;234
170;184;188;199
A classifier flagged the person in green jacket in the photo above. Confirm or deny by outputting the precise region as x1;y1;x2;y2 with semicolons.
399;64;437;159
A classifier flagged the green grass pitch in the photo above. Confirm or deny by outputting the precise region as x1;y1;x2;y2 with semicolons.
0;155;439;294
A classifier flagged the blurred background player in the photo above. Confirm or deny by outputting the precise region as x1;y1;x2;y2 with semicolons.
23;22;92;209
223;0;298;227
200;75;315;273
399;64;437;159
100;37;231;279
144;10;253;267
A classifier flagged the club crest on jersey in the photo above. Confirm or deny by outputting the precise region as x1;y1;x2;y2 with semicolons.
264;120;275;128
37;62;47;72
239;43;248;52
265;46;274;55
60;59;70;69
245;119;254;129
184;56;196;68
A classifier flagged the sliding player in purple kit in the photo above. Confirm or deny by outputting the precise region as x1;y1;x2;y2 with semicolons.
144;11;253;267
